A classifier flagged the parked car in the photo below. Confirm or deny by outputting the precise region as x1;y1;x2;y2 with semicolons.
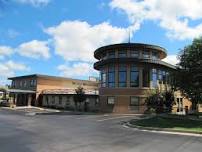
0;99;10;107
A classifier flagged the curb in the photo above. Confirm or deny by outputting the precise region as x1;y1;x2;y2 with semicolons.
124;122;202;137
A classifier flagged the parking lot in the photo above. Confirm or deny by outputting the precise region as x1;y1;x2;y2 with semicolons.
0;108;201;152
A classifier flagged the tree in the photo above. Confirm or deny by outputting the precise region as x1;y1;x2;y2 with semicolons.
73;86;87;111
175;37;202;111
145;90;174;113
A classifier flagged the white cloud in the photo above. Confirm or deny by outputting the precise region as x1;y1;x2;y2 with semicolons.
17;40;50;59
163;55;179;65
45;20;138;62
110;0;202;40
14;0;50;7
57;62;99;78
0;60;29;78
0;46;13;59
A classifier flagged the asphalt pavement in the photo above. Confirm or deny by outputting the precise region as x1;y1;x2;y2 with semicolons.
0;109;201;152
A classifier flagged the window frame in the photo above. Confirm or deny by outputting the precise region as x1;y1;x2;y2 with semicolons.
118;50;127;58
118;64;127;87
152;68;158;88
143;50;150;59
130;50;139;58
130;96;140;111
143;68;150;87
108;64;115;88
152;51;159;60
101;68;107;87
107;96;115;105
130;65;139;87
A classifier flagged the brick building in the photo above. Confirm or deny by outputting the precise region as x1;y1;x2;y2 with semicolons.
8;74;99;111
93;43;193;114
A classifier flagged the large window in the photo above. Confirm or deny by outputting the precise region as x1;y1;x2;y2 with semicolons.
130;97;139;111
101;68;107;87
118;50;127;58
108;51;115;58
158;70;163;84
166;71;171;85
130;65;139;87
152;51;159;60
118;64;127;87
130;50;139;58
143;68;150;87
162;71;166;84
107;96;115;105
152;69;158;88
108;65;115;87
143;50;150;59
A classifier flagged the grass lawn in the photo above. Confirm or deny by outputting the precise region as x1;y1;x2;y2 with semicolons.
131;116;202;133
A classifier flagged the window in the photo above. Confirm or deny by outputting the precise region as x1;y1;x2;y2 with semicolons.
12;81;16;87
59;96;62;105
143;50;150;59
95;98;99;105
20;81;23;87
23;80;27;87
107;96;115;105
130;97;139;111
152;51;159;60
177;98;183;112
66;96;70;106
130;50;139;58
30;79;37;87
30;80;33;86
33;79;37;86
152;69;158;88
118;64;127;87
52;96;55;104
46;96;49;105
118;50;127;58
166;72;170;84
130;65;139;87
143;68;150;87
101;69;107;87
162;71;166;84
158;70;163;84
108;65;115;87
108;51;115;58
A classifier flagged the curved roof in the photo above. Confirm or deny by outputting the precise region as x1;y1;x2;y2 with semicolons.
94;58;176;70
94;43;167;59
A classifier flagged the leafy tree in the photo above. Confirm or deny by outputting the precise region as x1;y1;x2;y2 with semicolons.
73;86;86;111
175;37;202;111
145;90;174;113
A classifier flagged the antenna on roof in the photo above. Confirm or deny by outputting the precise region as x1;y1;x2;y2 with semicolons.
128;27;131;43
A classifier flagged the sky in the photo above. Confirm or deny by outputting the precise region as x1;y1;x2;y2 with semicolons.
0;0;202;85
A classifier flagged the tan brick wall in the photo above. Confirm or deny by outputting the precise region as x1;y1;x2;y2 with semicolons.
172;91;192;114
37;77;98;93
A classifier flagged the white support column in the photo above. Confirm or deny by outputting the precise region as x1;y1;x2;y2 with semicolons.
28;94;32;107
14;93;18;106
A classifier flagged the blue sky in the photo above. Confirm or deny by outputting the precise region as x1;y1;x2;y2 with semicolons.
0;0;201;85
